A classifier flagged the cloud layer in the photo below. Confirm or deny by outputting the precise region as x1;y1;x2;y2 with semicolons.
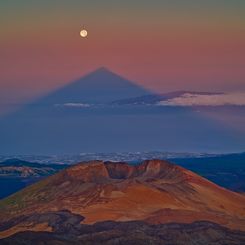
56;103;90;108
157;92;245;107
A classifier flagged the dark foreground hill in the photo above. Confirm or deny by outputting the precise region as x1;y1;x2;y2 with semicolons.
1;211;245;245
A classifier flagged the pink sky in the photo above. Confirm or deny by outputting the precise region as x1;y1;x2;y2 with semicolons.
1;1;245;112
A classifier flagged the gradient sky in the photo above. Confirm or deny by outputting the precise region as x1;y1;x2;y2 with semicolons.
1;0;245;113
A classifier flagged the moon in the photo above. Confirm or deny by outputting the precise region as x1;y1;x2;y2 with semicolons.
80;29;88;38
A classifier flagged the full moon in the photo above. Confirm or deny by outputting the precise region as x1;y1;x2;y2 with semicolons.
80;29;88;38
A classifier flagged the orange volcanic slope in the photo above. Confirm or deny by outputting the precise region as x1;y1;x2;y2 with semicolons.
0;159;245;239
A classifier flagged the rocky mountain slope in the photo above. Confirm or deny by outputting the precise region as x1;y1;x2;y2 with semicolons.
0;160;245;242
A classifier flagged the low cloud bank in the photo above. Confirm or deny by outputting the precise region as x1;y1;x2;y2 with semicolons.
157;92;245;106
56;103;90;108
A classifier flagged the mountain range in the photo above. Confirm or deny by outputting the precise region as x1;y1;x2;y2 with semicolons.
0;160;244;244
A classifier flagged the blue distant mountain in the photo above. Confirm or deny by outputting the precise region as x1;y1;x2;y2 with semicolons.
0;68;245;155
35;67;150;105
0;159;68;199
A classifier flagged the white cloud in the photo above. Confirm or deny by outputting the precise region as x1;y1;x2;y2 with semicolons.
56;103;90;108
157;92;245;107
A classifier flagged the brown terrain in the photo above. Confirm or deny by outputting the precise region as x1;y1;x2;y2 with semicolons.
0;160;245;244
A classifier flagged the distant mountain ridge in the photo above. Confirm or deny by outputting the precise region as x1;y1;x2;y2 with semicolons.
0;159;68;177
0;159;69;199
